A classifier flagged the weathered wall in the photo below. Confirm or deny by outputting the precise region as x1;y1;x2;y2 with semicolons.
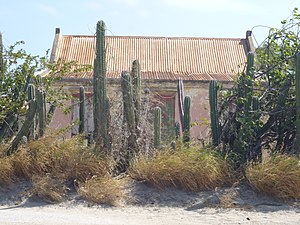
48;99;72;138
50;79;233;143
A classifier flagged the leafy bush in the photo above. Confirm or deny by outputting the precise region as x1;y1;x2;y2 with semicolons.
246;155;300;200
129;146;235;192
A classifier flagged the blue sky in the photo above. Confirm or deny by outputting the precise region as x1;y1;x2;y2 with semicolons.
0;0;299;56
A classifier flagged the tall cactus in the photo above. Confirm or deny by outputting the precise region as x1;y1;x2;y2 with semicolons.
244;52;255;113
93;20;111;152
175;121;180;139
154;107;162;149
294;53;300;153
177;78;185;131
131;60;141;131
183;96;191;143
0;32;3;75
252;96;259;112
79;86;85;134
37;89;46;138
209;80;221;146
121;72;136;134
7;84;37;155
29;84;37;140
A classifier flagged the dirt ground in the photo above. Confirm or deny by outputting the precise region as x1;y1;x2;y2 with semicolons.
0;180;300;225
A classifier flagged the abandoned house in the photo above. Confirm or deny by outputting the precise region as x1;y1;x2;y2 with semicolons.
48;28;254;142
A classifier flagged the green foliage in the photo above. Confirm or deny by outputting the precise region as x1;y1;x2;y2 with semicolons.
220;8;300;167
0;33;90;144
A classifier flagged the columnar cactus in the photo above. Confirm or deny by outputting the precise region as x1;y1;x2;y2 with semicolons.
294;53;300;153
29;84;37;140
154;107;162;149
175;121;180;139
121;71;136;138
0;32;3;75
37;89;46;138
131;60;141;131
93;20;111;152
79;86;85;134
183;96;191;143
177;78;185;131
244;52;255;113
209;80;221;146
7;84;37;155
252;96;259;112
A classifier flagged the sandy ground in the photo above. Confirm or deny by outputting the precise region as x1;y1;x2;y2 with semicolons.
0;180;300;225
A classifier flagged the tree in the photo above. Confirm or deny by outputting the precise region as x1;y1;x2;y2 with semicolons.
219;8;300;167
0;33;89;150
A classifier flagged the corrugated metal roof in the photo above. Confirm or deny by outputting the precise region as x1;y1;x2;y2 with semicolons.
52;35;248;81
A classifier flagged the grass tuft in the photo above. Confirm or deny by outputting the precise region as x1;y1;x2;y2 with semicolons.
129;146;235;192
246;154;300;200
31;175;68;203
77;176;124;206
0;157;15;186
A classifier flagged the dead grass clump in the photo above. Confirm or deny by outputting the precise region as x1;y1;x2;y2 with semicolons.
129;146;235;192
69;156;110;183
26;135;110;182
31;175;68;203
78;176;124;206
11;146;33;179
246;155;300;200
0;157;15;186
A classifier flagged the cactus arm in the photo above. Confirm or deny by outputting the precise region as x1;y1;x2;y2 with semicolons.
121;71;136;135
209;80;221;146
37;89;46;137
244;52;254;113
154;107;162;149
183;96;191;143
177;79;185;131
131;60;141;129
79;86;85;134
0;32;3;75
7;84;37;155
93;20;111;152
294;53;300;153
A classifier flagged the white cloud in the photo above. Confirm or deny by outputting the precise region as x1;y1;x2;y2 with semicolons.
36;3;58;17
163;0;263;14
84;1;102;11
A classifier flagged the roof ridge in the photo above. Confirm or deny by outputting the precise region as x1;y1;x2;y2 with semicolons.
61;35;243;41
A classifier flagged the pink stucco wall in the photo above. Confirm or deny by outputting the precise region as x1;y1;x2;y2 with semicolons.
49;99;72;138
174;84;210;142
50;80;229;142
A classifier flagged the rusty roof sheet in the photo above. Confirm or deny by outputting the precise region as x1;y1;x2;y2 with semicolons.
52;35;248;81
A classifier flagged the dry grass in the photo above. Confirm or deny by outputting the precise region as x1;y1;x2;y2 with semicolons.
246;154;300;200
0;157;15;185
129;146;235;192
31;175;68;203
10;135;110;182
0;134;112;203
78;176;125;206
